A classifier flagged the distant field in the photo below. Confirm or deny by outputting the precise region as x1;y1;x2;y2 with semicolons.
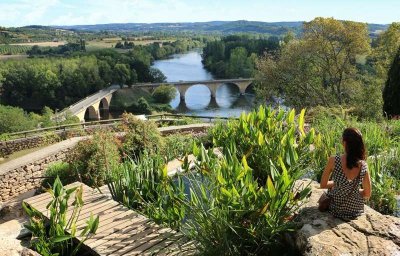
85;38;173;51
9;41;66;47
0;54;28;60
0;45;32;55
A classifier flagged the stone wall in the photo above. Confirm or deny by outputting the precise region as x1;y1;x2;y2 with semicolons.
0;148;70;202
0;123;212;203
0;134;61;158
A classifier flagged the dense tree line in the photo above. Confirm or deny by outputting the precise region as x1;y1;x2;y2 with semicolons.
0;49;165;110
0;105;79;134
27;40;86;56
114;39;203;59
202;35;280;78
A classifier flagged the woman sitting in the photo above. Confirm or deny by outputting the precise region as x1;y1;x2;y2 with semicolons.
320;128;372;220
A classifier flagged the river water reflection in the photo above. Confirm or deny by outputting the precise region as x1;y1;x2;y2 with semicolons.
152;50;255;117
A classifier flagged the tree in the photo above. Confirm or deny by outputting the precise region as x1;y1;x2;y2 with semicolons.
113;63;131;88
373;22;400;78
136;97;152;115
256;17;371;108
152;85;177;103
0;105;37;133
226;47;254;78
149;68;167;83
383;47;400;117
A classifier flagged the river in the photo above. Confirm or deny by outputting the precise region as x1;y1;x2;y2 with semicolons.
152;50;255;117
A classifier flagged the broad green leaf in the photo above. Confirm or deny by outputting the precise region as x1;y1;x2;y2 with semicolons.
279;157;290;187
220;187;232;198
162;165;168;179
258;131;264;146
288;109;295;124
298;108;306;136
267;176;276;198
52;235;72;243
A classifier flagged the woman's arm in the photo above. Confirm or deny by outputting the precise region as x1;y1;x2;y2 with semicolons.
360;166;372;199
320;157;335;189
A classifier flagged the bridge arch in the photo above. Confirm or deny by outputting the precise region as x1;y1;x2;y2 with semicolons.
84;105;99;122
181;84;212;109
99;97;110;120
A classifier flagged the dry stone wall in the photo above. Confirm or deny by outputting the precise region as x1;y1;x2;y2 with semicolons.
0;123;212;203
0;148;70;202
0;134;61;158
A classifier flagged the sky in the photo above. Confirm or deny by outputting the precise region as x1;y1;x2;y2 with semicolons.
0;0;399;27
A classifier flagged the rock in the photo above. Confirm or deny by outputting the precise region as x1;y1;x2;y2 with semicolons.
294;179;400;256
0;237;23;256
0;219;29;239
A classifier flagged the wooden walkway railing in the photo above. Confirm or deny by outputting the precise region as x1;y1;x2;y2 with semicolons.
23;182;196;256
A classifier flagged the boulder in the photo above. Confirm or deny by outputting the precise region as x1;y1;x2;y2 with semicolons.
0;219;38;256
294;179;400;256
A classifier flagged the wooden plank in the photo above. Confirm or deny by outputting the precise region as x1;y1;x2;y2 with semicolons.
94;221;152;255
24;182;193;255
141;233;184;256
156;237;197;256
100;225;163;255
108;227;170;256
128;230;177;255
88;218;150;250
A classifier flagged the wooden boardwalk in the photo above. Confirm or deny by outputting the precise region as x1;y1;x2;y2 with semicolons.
23;182;196;256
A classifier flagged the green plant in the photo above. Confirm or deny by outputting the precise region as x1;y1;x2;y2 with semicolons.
367;156;398;215
42;162;76;188
119;113;164;159
152;84;177;104
181;144;311;255
67;131;120;187
23;177;99;256
163;134;196;161
212;106;316;184
106;153;185;229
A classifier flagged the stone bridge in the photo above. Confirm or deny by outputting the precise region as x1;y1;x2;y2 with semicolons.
135;78;254;102
58;79;254;122
58;85;118;122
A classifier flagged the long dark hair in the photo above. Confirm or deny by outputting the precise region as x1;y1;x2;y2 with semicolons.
342;128;366;169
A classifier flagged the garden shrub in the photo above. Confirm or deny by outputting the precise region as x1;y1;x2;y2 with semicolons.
127;97;152;115
119;113;164;159
163;134;197;161
67;131;121;187
42;162;76;188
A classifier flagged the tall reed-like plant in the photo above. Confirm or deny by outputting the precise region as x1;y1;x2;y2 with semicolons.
212;106;315;183
182;107;315;254
367;155;399;215
181;144;311;255
106;153;186;229
23;177;99;256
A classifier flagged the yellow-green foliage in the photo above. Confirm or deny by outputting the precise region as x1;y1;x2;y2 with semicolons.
182;107;315;254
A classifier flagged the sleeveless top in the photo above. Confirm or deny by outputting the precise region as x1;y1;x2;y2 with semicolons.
327;155;367;219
